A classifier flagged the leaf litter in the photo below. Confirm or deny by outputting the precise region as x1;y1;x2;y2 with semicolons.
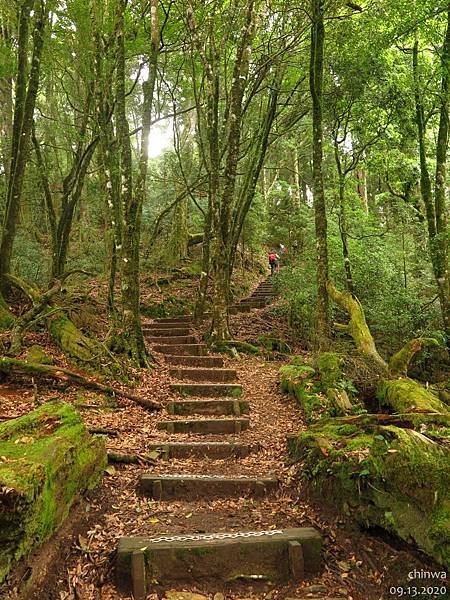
0;304;442;600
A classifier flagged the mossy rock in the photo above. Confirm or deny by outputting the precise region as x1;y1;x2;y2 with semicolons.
288;421;450;566
0;401;106;582
25;345;54;365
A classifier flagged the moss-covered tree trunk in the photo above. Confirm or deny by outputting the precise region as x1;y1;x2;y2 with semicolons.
0;401;106;583
194;203;212;320
0;1;47;287
309;0;330;345
413;22;450;342
114;0;159;365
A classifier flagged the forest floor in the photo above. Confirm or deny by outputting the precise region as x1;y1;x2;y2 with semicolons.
0;280;444;600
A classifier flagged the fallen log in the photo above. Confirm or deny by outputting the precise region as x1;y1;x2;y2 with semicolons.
0;358;161;411
0;401;106;582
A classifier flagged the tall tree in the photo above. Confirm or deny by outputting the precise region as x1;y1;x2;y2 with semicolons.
412;9;450;341
0;0;47;286
309;0;330;343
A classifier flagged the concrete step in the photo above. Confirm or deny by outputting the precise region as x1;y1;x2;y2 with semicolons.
140;474;278;500
164;355;224;368
166;399;249;416
169;367;237;383
143;327;191;337
117;527;322;597
153;343;207;356
146;441;257;459
146;335;196;344
157;418;249;434
170;383;243;397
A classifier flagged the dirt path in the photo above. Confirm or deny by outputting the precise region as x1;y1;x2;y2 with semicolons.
1;284;439;600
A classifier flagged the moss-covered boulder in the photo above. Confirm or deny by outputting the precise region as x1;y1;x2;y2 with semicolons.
25;345;54;365
288;422;450;566
0;401;106;582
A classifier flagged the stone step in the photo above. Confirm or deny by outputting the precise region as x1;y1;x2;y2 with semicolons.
148;321;192;329
146;441;256;459
153;343;207;356
146;335;197;344
166;399;249;416
143;327;191;337
140;474;278;500
117;527;322;598
154;315;193;323
157;418;249;434
170;383;242;397
164;355;224;368
229;305;251;314
169;367;237;383
239;301;266;308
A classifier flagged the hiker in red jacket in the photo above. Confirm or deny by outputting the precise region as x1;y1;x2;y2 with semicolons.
268;251;279;275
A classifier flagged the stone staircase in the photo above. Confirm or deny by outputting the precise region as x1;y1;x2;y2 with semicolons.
116;279;322;598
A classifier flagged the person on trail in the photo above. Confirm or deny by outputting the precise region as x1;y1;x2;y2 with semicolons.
268;250;279;275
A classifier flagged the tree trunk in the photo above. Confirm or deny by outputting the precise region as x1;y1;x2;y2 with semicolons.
0;1;47;286
309;0;330;345
413;24;450;341
338;177;355;294
194;204;212;320
0;19;13;181
356;168;368;213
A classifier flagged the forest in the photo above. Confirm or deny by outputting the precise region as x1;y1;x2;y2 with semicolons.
0;0;449;599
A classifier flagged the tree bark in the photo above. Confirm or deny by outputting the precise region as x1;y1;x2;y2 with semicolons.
114;0;159;365
309;0;330;344
0;1;47;286
413;22;450;341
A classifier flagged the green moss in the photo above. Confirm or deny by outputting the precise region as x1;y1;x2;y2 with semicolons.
0;401;106;582
279;363;322;423
315;352;344;390
288;420;450;566
26;345;54;365
378;378;450;424
0;294;14;330
141;296;194;318
257;334;291;354
213;340;260;356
